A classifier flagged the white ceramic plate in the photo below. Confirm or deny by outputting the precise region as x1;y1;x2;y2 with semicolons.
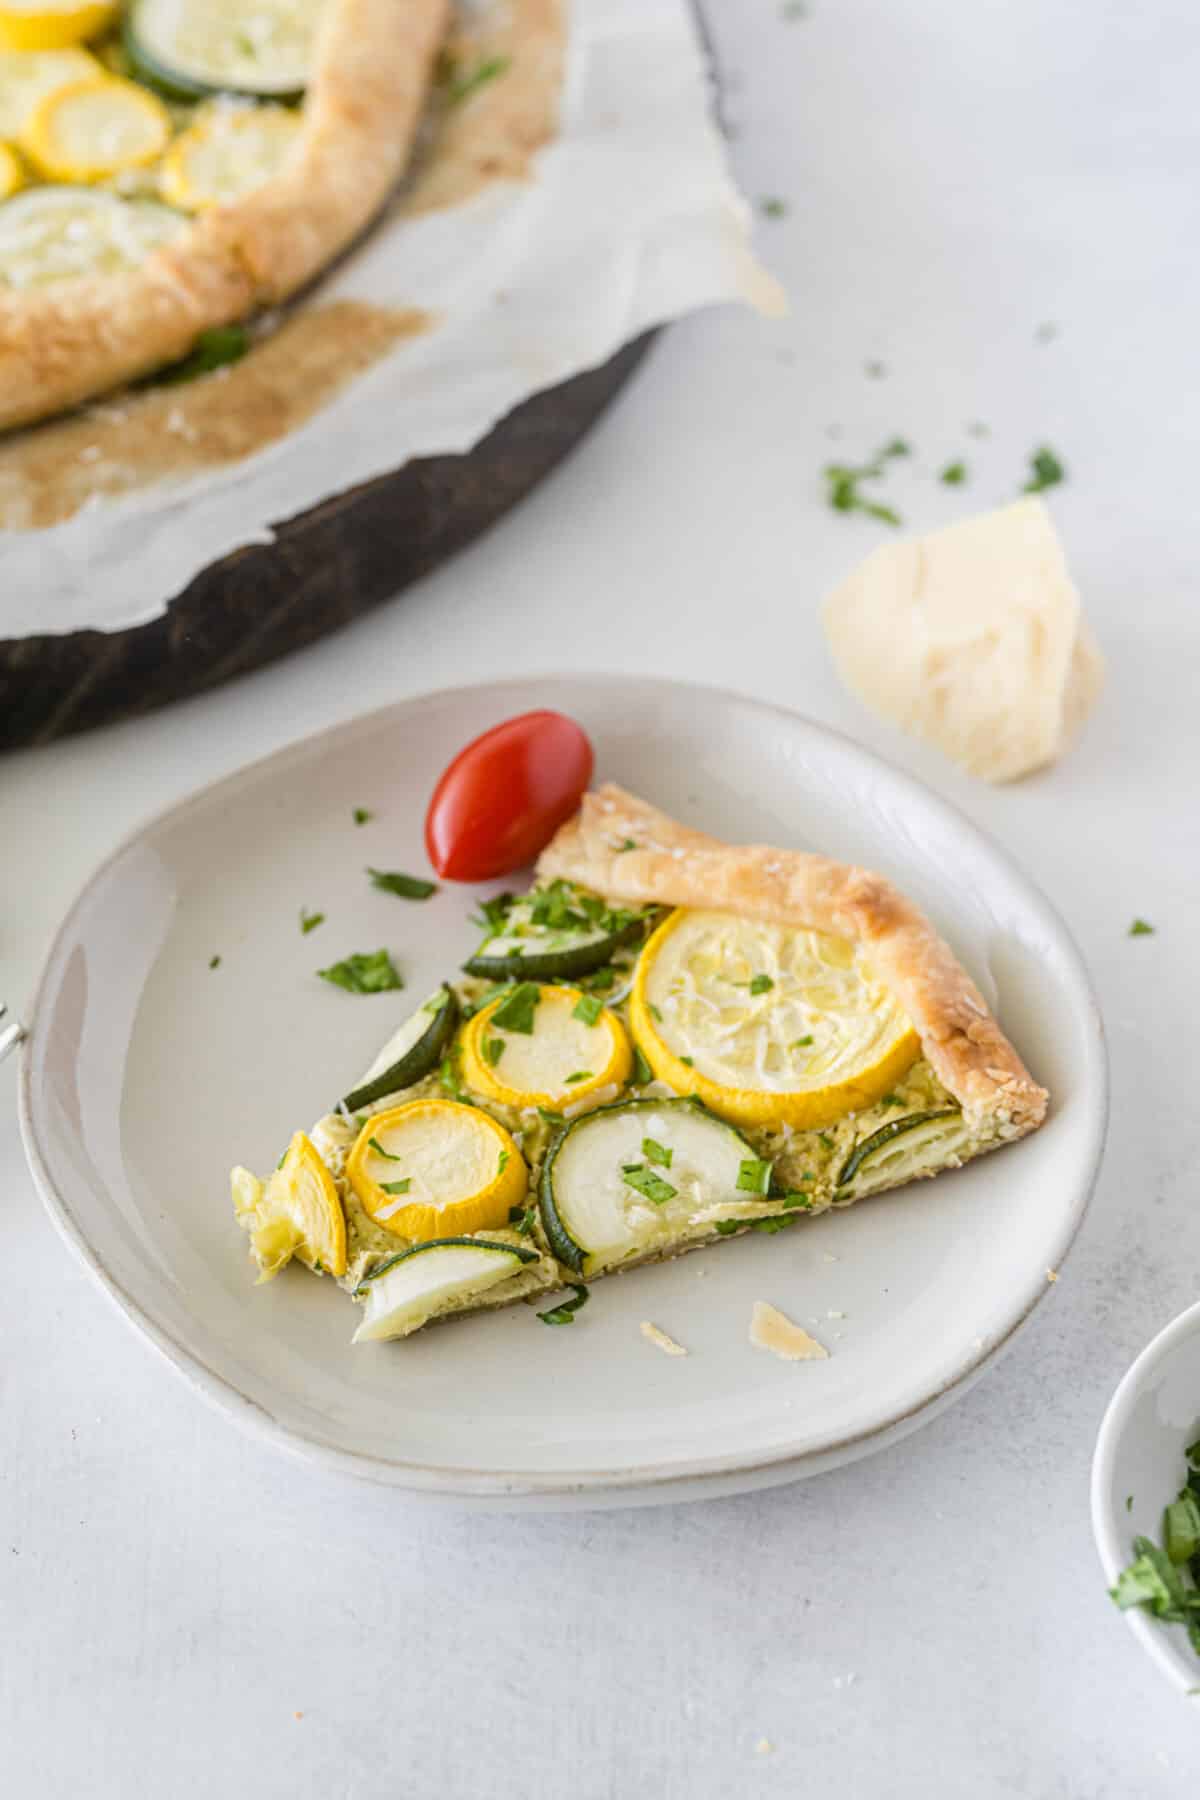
20;677;1106;1506
1092;1302;1200;1694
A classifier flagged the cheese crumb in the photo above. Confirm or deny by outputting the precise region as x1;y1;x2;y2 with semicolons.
1046;1267;1059;1282
640;1320;688;1358
822;497;1103;782
749;1301;829;1362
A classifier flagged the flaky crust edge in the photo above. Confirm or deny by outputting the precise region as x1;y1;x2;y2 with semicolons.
0;0;449;431
537;784;1049;1142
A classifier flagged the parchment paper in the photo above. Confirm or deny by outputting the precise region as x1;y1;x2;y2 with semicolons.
2;0;782;637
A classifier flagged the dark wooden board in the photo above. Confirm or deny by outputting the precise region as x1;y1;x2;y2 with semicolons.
0;332;655;749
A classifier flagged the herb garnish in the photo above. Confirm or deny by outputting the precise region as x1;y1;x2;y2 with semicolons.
537;1107;564;1126
497;1150;510;1175
760;196;788;219
940;461;967;486
647;1002;663;1023
538;1283;589;1325
353;808;373;826
679;1055;694;1067
737;1157;772;1195
318;949;403;994
1110;1439;1200;1654
792;1035;814;1047
818;1131;835;1149
300;908;325;934
446;54;510;105
622;1165;678;1205
823;437;909;524
587;967;617;993
368;1136;401;1161
864;360;887;379
368;868;437;901
748;974;774;995
381;1178;412;1197
752;1214;799;1234
1022;446;1066;494
508;1203;534;1235
472;892;515;934
157;325;249;386
482;1037;506;1067
209;954;221;969
615;838;638;853
1129;918;1156;937
564;1070;592;1085
642;1137;673;1168
490;982;540;1034
632;1047;653;1086
572;993;604;1027
439;1054;465;1099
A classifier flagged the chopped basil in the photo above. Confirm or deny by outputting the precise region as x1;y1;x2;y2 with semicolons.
572;993;604;1027
208;954;221;969
497;1150;510;1175
368;868;438;901
317;949;403;994
622;1164;678;1205
482;1037;506;1067
471;892;515;933
679;1055;694;1068
752;1214;798;1234
537;1107;564;1126
632;1047;653;1086
353;808;372;825
490;981;540;1034
780;1190;812;1209
879;1092;906;1109
748;974;774;995
823;437;909;525
616;838;638;852
1022;445;1066;494
647;1002;663;1023
447;53;510;105
1127;1495;1134;1513
792;1034;814;1047
642;1137;673;1168
864;359;887;379
818;1131;835;1150
564;1070;593;1085
367;1136;401;1161
1129;918;1155;936
587;967;617;993
299;908;325;935
714;1220;741;1236
439;1055;465;1100
537;1283;589;1325
381;1178;412;1196
737;1157;772;1195
940;461;967;486
508;1202;534;1235
157;325;249;386
1166;1492;1200;1564
760;196;788;219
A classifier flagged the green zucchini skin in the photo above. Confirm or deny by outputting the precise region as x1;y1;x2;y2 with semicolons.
355;1236;539;1293
340;986;459;1113
121;16;306;103
538;1095;742;1275
836;1108;961;1188
463;917;645;982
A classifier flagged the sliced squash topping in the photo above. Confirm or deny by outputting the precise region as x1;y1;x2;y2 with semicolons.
232;1130;347;1282
22;73;170;181
160;102;302;211
0;2;117;52
346;1099;527;1242
460;982;632;1111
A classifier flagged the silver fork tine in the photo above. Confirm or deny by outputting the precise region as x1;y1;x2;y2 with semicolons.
0;1002;25;1065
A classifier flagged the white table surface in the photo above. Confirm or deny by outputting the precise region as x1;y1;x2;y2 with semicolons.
3;0;1198;1791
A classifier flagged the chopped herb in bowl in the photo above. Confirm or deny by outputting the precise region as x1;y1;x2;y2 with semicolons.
1110;1437;1200;1655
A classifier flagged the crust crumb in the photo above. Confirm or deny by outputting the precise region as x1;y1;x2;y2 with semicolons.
640;1320;688;1357
749;1301;828;1362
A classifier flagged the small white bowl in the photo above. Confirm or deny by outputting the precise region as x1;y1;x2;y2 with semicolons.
1092;1299;1200;1695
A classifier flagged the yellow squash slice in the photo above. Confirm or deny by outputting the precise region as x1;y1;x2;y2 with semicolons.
22;73;170;180
0;44;95;135
0;137;23;196
628;909;920;1130
346;1100;527;1242
160;103;302;211
460;983;633;1111
231;1130;347;1282
0;1;116;51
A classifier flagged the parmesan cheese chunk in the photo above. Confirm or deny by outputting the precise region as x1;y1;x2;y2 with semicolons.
822;498;1103;782
749;1301;828;1362
640;1320;689;1357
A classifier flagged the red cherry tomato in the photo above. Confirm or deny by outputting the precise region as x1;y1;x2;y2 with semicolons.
425;710;594;881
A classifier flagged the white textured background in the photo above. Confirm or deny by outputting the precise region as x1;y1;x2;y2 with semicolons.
3;0;1199;1791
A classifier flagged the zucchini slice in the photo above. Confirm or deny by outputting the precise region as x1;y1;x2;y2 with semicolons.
122;0;322;101
341;986;458;1112
352;1237;539;1342
464;882;651;981
836;1108;966;1198
540;1097;766;1277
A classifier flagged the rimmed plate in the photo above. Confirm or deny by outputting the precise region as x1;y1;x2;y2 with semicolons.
19;676;1107;1507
